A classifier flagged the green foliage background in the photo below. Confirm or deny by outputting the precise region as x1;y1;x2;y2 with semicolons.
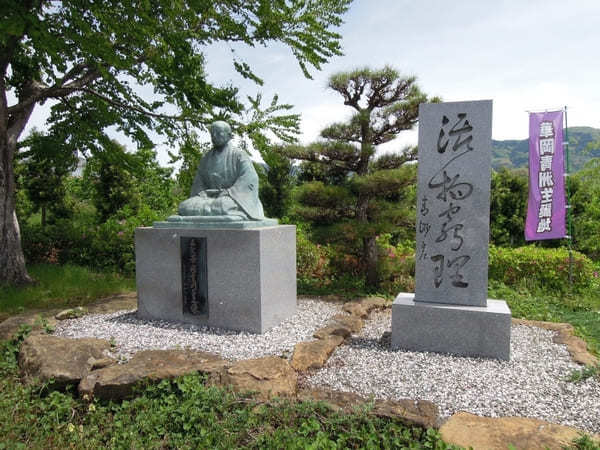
492;127;600;171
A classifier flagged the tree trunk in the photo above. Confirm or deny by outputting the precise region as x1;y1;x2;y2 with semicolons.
357;108;378;289
0;137;32;285
363;235;378;289
0;75;37;285
356;193;378;289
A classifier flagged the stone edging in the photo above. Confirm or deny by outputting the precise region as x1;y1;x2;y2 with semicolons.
0;293;138;341
3;293;600;446
9;294;439;429
512;318;598;366
290;296;389;371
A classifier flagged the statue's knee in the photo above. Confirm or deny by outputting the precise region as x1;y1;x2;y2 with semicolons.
178;197;203;216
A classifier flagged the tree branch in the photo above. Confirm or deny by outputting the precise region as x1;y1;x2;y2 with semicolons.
6;66;102;117
79;88;186;121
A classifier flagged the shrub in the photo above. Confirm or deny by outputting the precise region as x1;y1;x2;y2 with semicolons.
488;245;594;293
376;235;415;294
296;226;333;291
21;205;163;275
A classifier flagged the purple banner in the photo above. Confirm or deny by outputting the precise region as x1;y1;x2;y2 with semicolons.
525;110;566;241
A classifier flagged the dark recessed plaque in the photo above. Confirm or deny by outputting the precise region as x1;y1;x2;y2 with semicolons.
181;237;208;316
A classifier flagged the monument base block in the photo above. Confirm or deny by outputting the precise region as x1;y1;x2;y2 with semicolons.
135;225;296;333
391;293;511;360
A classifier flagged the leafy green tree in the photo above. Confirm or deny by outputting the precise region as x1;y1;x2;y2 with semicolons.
17;129;77;226
489;168;528;247
169;131;211;202
83;141;140;222
132;147;176;215
283;66;434;288
0;0;351;284
84;141;176;222
257;145;295;219
297;158;349;185
571;158;600;260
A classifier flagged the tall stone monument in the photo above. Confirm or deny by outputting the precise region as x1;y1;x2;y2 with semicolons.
391;100;511;360
135;121;296;333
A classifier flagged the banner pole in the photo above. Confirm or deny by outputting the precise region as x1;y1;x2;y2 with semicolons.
564;106;573;287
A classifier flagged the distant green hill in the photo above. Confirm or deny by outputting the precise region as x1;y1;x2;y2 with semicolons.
492;126;600;172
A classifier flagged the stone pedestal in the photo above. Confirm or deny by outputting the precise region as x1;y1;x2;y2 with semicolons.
391;293;511;360
135;225;296;333
392;100;511;360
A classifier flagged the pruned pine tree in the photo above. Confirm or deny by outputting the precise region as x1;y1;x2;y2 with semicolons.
283;66;435;288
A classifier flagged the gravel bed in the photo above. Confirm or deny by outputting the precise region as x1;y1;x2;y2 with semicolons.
54;299;599;433
54;298;341;361
306;309;600;434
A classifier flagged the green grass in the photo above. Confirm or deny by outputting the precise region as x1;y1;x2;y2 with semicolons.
488;281;600;356
566;364;600;383
1;264;599;448
0;264;134;320
0;331;457;449
572;434;600;450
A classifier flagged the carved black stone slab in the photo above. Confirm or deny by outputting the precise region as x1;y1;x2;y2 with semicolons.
181;237;208;316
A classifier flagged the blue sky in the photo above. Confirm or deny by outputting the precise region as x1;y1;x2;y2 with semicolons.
24;0;600;164
205;0;600;144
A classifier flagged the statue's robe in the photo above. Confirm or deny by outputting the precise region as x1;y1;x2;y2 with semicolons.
181;143;265;220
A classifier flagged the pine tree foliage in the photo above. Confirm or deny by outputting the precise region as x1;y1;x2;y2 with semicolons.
284;66;436;288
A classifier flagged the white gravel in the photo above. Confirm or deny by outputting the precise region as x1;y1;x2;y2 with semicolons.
53;298;341;361
306;309;600;434
54;300;600;434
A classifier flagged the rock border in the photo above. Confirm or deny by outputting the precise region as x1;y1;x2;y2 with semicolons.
290;296;388;371
3;293;600;448
0;293;137;341
512;318;598;366
439;411;600;450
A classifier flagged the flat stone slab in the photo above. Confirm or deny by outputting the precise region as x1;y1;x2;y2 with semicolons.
356;297;389;313
19;334;113;389
78;351;297;402
79;349;226;400
0;314;58;341
391;292;511;360
223;357;297;400
331;314;364;333
55;307;87;320
342;302;368;318
299;388;439;429
291;336;344;371
440;411;599;450
313;323;352;340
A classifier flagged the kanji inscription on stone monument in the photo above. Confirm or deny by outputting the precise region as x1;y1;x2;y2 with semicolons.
415;100;493;307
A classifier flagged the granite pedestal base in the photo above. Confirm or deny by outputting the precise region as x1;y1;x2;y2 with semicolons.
135;225;296;333
391;293;511;360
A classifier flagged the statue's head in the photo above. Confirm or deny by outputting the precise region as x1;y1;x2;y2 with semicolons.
210;121;232;148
